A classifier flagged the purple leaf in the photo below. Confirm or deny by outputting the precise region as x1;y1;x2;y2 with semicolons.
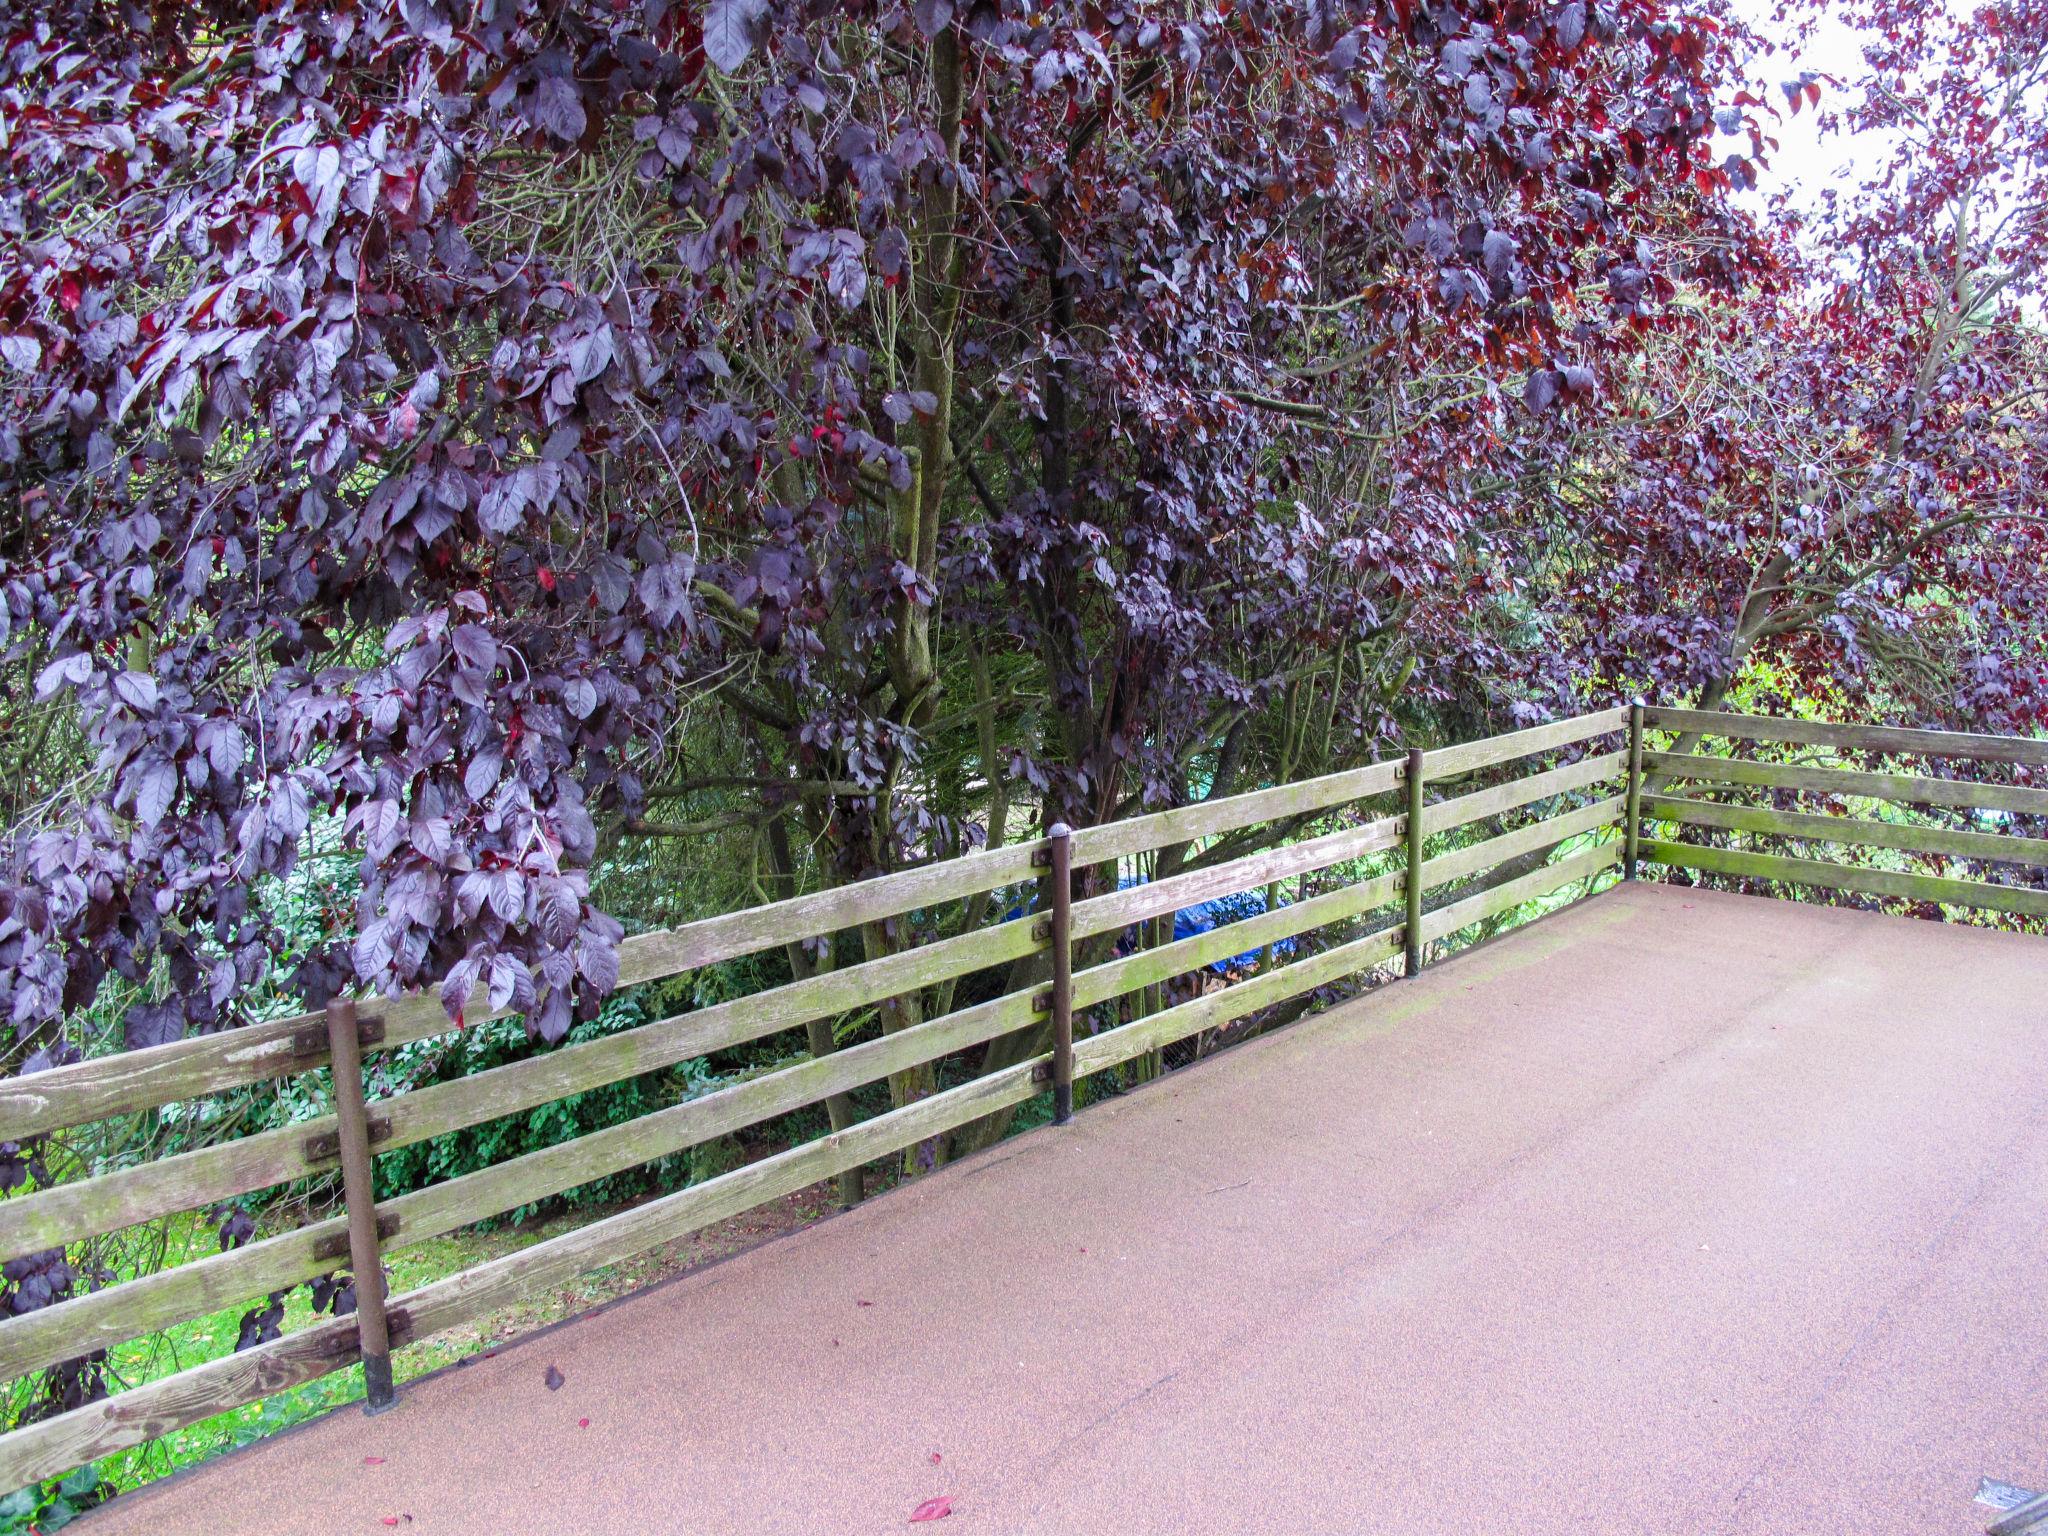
125;1000;184;1051
451;624;499;675
562;677;599;719
33;653;92;698
704;0;769;72
130;757;178;828
533;75;586;142
463;750;504;803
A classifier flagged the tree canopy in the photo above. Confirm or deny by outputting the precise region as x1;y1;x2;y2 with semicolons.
0;0;2041;1086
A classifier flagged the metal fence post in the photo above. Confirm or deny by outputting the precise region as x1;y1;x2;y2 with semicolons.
1624;698;1646;880
1404;748;1426;978
326;998;398;1415
1047;823;1075;1123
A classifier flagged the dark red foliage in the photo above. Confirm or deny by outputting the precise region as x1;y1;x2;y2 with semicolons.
0;0;1776;1071
1491;0;2048;728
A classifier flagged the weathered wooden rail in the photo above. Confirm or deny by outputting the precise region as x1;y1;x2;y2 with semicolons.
1640;708;2048;919
2;703;2041;1495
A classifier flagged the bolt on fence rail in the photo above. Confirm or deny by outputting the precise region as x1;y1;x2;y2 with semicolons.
2;705;2041;1494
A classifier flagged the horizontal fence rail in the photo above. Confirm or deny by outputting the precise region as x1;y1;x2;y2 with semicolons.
1640;708;2048;922
1647;708;2048;769
0;703;1703;1492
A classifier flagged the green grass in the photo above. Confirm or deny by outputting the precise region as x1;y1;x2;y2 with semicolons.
86;1216;561;1491
46;1182;839;1509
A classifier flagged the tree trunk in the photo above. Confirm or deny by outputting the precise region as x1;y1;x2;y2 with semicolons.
766;811;864;1208
862;917;946;1177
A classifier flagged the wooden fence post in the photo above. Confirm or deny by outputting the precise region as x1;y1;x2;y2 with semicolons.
1624;698;1646;880
325;999;398;1415
1047;823;1074;1123
1404;748;1426;978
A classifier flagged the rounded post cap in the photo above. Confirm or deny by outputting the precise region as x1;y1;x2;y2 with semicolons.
1047;821;1071;839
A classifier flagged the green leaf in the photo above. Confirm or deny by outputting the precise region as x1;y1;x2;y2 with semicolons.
57;1464;98;1500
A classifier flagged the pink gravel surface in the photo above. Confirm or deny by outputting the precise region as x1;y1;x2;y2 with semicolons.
82;882;2048;1534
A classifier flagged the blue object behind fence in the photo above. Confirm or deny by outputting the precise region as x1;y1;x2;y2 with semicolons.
1168;887;1296;973
1005;875;1295;975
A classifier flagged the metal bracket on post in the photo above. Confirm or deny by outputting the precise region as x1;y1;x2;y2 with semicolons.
303;1116;391;1164
292;1010;385;1066
1624;698;1646;881
312;1212;400;1264
326;998;399;1416
1047;822;1074;1124
1404;748;1425;978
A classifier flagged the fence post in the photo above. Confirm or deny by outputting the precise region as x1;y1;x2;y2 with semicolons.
1624;698;1646;880
1046;822;1075;1123
1404;747;1426;978
325;998;398;1415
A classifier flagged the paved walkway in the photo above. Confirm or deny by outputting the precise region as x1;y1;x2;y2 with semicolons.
86;883;2048;1534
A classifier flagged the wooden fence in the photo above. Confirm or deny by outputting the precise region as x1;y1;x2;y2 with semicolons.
1640;708;2048;919
2;703;2042;1494
0;708;1632;1489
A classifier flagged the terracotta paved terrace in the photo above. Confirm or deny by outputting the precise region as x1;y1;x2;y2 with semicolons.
83;883;2048;1534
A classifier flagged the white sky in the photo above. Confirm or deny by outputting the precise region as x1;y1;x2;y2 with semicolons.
1722;4;1880;223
